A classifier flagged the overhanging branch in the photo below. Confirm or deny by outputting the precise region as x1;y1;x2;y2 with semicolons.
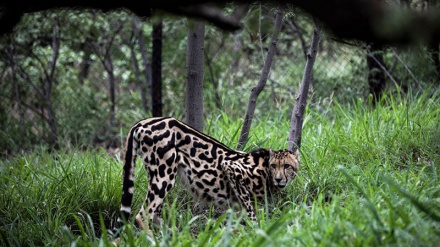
2;0;440;44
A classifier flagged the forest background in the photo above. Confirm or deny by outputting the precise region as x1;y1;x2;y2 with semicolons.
2;2;439;154
0;1;439;246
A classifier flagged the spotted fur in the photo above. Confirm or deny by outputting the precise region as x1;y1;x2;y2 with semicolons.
114;117;299;233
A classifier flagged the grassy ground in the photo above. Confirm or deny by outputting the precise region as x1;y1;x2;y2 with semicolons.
1;93;439;246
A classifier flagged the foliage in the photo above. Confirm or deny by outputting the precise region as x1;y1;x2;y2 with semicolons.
0;6;439;245
1;92;439;246
1;6;439;154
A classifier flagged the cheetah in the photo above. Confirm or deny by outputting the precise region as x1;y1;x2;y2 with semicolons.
113;117;299;234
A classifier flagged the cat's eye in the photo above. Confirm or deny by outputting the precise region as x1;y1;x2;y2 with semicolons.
284;164;290;169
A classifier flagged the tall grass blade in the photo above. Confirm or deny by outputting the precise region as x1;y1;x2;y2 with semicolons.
381;175;440;222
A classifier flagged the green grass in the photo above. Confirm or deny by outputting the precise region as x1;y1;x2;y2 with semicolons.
1;92;439;246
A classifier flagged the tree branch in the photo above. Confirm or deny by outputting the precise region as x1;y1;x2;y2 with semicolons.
268;77;296;95
288;18;321;151
391;48;421;89
367;50;401;91
285;19;307;60
3;0;440;44
237;5;284;150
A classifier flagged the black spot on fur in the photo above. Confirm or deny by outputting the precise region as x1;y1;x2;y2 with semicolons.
150;153;156;165
210;145;218;159
166;183;173;191
157;145;171;159
190;148;196;157
151;181;167;199
193;141;209;149
158;164;166;177
184;135;191;145
143;136;154;146
153;130;171;144
195;181;204;189
151;122;166;131
193;160;201;168
202;178;216;186
148;192;155;202
165;153;175;166
198;153;214;163
198;169;218;178
220;180;225;190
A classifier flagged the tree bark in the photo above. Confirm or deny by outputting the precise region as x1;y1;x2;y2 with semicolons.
288;19;321;151
78;41;92;85
185;21;205;131
133;17;152;113
127;37;145;111
237;6;284;150
9;47;25;150
428;40;440;82
205;38;225;109
45;26;60;150
152;21;163;117
104;53;116;127
93;21;122;130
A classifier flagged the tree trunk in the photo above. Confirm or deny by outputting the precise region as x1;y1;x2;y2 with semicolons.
9;49;25;150
104;53;116;128
428;40;440;82
78;42;92;85
46;26;60;150
185;21;205;131
237;6;284;150
367;44;386;103
205;38;224;109
288;19;321;151
127;37;145;111
133;17;153;113
152;21;163;117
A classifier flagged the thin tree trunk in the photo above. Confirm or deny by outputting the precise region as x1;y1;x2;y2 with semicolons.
152;21;163;117
429;40;440;81
133;17;153;113
205;38;224;109
96;22;122;130
9;48;25;150
78;43;92;85
104;53;116;128
237;6;284;150
185;21;205;131
128;16;151;112
46;26;60;150
127;38;145;111
288;19;321;151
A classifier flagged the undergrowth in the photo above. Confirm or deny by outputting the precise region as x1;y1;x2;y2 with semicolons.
1;92;439;246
